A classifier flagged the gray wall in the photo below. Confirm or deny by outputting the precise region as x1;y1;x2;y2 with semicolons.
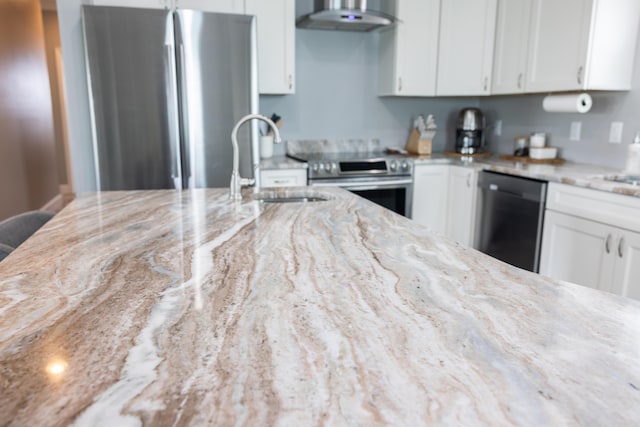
261;29;478;155
480;29;640;170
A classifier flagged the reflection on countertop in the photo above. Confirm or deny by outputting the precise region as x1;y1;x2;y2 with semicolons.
1;188;639;425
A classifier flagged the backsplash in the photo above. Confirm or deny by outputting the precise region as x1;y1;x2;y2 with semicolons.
263;29;640;170
259;29;478;157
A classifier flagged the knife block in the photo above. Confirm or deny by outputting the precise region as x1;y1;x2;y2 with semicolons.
406;128;432;155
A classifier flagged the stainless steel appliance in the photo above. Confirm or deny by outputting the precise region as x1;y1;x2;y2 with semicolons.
83;6;258;191
296;0;396;31
289;152;413;217
455;108;485;154
476;171;547;272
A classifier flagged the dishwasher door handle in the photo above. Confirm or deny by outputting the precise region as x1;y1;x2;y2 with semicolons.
486;184;524;198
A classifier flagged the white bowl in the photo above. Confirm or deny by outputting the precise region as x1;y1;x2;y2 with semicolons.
529;146;557;159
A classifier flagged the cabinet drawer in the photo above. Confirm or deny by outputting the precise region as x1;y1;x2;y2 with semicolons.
260;169;307;187
546;183;640;233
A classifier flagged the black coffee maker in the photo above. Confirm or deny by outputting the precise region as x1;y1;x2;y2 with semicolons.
455;108;485;154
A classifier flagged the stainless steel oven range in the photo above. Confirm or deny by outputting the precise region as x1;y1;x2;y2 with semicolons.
288;152;414;218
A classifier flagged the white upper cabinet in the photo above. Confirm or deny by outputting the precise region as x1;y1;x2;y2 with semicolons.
526;0;640;92
491;0;532;95
174;0;244;13
246;0;295;94
92;0;170;8
436;0;497;96
378;0;440;96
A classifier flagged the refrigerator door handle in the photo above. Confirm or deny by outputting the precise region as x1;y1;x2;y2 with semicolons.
166;43;182;190
177;43;193;189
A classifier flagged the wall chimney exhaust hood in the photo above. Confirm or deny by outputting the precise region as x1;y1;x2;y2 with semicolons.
297;0;396;32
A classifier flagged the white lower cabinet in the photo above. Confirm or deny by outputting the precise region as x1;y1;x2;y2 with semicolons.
540;183;640;300
540;210;616;291
412;164;478;246
446;166;478;247
260;169;306;187
412;165;449;234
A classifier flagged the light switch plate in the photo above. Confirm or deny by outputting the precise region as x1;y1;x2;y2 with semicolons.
570;121;582;141
609;122;623;143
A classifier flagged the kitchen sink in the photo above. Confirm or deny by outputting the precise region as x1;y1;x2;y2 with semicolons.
253;192;329;204
603;175;640;186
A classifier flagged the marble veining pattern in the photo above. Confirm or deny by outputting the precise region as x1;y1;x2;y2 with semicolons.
1;188;639;426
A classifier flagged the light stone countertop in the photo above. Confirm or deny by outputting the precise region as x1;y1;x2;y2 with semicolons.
1;188;639;426
264;153;640;197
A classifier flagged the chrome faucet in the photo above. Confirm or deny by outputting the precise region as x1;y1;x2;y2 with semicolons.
230;113;282;200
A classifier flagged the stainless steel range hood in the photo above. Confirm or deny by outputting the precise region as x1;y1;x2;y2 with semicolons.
297;0;396;32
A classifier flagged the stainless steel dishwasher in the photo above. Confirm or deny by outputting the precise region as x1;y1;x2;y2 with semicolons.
476;171;547;272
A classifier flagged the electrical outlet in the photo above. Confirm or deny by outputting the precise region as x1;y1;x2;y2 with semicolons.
494;120;502;136
609;122;624;143
570;121;582;141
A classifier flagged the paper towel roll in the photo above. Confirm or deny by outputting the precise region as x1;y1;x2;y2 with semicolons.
542;93;592;113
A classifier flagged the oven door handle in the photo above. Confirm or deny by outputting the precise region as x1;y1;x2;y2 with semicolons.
309;178;412;191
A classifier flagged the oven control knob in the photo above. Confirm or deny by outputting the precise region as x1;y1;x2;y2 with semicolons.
325;162;333;174
330;162;338;173
311;163;319;173
401;161;409;171
389;161;397;172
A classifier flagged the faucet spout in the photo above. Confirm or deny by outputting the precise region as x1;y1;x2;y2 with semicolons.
230;114;282;200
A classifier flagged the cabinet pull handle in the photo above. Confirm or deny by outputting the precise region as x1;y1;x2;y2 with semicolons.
577;66;584;85
605;234;612;254
618;237;625;258
483;77;488;92
398;77;403;92
466;174;471;188
288;74;293;90
517;73;523;89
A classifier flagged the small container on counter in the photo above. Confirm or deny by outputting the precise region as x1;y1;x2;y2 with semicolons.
530;132;546;148
514;136;529;156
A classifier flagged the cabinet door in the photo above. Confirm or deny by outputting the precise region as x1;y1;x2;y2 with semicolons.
446;166;477;246
412;165;449;234
92;0;169;7
491;0;532;94
378;0;440;96
525;0;592;92
539;211;614;291
245;0;295;94
437;0;498;96
612;230;640;301
174;0;244;13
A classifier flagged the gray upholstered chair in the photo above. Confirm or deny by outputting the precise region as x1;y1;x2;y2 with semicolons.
0;211;55;262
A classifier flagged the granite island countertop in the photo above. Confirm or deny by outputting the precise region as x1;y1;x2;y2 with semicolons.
1;188;640;426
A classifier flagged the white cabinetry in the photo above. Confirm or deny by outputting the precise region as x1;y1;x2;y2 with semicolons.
446;166;478;247
526;0;640;92
412;164;478;246
175;0;295;94
174;0;244;13
491;0;532;94
540;183;640;300
260;169;306;187
246;0;295;94
436;0;497;96
378;0;440;96
412;165;449;234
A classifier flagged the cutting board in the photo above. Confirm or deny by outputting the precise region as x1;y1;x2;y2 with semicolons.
499;155;566;165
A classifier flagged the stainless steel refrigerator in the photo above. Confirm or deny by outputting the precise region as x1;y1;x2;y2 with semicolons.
82;6;258;191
